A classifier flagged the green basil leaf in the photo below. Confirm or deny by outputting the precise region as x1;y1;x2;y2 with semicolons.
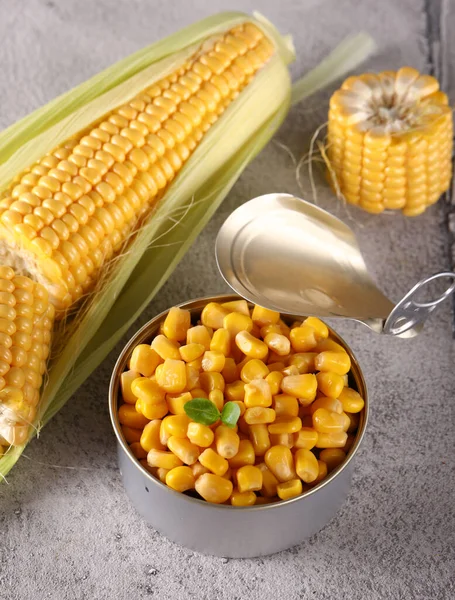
184;398;220;425
220;402;241;428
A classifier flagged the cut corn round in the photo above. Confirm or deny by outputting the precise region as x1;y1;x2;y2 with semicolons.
327;68;453;216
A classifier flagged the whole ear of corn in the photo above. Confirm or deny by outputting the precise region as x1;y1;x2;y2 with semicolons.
327;67;453;216
0;11;375;477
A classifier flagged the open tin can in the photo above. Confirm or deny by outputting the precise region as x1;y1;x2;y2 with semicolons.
109;294;368;558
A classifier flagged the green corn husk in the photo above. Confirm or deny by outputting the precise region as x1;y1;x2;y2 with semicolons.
0;11;375;479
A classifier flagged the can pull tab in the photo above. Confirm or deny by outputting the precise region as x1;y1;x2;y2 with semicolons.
383;272;455;336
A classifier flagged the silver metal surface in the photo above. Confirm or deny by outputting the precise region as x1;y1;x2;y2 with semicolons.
215;194;455;336
109;294;368;558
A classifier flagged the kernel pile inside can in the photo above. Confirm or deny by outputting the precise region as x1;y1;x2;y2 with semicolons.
117;299;365;505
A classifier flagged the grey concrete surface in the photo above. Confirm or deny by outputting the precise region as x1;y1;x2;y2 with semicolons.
0;0;454;599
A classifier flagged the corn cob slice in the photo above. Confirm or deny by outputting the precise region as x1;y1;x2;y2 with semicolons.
0;266;54;445
327;67;453;216
0;22;275;313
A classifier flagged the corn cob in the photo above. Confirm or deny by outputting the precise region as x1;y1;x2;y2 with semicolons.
0;22;274;313
327;67;453;216
0;266;54;445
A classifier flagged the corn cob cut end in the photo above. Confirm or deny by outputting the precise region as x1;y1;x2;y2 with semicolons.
0;266;54;446
0;21;276;314
327;67;453;216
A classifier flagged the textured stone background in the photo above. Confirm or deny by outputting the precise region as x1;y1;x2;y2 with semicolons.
0;0;454;599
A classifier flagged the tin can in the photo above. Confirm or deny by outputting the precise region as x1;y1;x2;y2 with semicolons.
109;295;368;558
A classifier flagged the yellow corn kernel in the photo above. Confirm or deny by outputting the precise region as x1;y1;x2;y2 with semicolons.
165;465;195;492
156;358;187;393
137;398;168;420
121;425;142;443
264;445;296;482
282;365;299;377
151;334;181;360
187;357;203;371
319;448;346;471
244;406;275;425
167;391;192;414
130;442;147;459
192;462;210;480
221;299;249;315
129;345;161;377
210;328;231;356
215;424;240;459
339;387;365;413
118;403;150;429
264;332;290;357
309;396;343;415
237;465;262;493
131;377;165;404
235;331;268;359
179;343;205;363
195;473;233;504
120;370;140;404
281;373;317;403
230;489;257;506
340;412;351;432
221;357;238;383
225;380;245;401
167;436;200;465
229;343;245;364
140;420;165;452
269;432;294;448
273;394;299;417
312;408;346;433
268;416;302;435
277;478;303;500
303;317;329;340
290;325;317;352
201;302;230;329
207;389;223;412
315;351;351;375
265;371;284;396
316;371;344;399
156;467;170;483
315;431;348;448
185;365;200;391
244;378;272;408
240;358;269;384
201;350;226;373
260;324;282;338
309;459;328;486
199;447;229;476
162;307;191;342
160;414;189;441
294;448;319;483
187;422;214;448
249;423;271;456
251;305;280;327
256;462;279;497
199;371;225;393
267;363;286;375
186;325;212;350
289;352;317;374
314;338;346;353
293;427;318;450
228;439;255;468
147;449;183;470
223;311;253;337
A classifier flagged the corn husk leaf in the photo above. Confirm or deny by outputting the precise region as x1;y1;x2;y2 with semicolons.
0;11;375;479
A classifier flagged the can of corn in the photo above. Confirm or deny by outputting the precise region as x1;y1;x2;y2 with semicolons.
109;294;368;558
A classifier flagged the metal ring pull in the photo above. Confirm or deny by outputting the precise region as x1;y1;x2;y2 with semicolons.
383;272;455;336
